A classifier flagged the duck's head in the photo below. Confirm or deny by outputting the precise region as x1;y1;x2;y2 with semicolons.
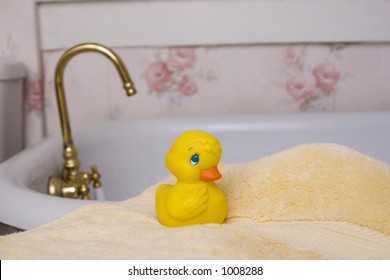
165;130;222;183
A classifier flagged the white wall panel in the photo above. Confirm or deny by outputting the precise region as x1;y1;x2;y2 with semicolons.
38;0;390;50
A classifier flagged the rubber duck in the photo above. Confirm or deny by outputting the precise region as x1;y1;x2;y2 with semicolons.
155;130;227;227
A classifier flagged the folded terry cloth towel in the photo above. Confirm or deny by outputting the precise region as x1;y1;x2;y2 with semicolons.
0;143;389;259
221;143;390;235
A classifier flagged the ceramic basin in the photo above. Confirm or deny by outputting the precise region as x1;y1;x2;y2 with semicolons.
0;112;389;230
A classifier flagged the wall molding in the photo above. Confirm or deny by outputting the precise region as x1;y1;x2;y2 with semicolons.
38;0;390;50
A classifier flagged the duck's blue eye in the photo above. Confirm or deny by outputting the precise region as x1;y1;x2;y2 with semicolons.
190;153;200;165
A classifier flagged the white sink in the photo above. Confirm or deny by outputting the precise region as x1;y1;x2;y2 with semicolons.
1;112;389;230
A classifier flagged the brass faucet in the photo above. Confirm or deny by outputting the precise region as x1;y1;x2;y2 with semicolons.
48;43;136;200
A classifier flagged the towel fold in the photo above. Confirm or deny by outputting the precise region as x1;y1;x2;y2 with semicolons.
221;143;390;235
1;143;389;259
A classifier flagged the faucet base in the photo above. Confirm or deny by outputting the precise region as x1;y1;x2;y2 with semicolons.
48;164;101;200
48;176;63;197
48;176;79;199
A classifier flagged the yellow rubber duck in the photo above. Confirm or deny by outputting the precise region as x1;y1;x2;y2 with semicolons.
156;130;227;227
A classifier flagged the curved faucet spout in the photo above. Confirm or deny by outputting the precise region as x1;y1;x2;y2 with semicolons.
49;43;137;200
55;43;136;145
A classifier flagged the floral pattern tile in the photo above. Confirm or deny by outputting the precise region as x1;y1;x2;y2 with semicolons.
34;43;390;142
25;78;44;112
281;46;346;112
143;47;216;105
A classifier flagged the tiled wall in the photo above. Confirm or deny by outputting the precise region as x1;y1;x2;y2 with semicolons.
33;43;390;139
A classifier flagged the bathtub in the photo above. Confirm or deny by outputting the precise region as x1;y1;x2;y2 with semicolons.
0;111;389;230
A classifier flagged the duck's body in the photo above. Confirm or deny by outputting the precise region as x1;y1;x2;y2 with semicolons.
155;130;227;227
156;181;227;227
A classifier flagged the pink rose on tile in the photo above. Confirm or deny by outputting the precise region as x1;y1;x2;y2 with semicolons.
286;72;317;101
26;79;44;110
144;61;173;92
281;47;301;68
178;76;198;96
312;62;340;92
167;48;196;72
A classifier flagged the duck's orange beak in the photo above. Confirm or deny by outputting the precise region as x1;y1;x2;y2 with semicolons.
200;166;222;182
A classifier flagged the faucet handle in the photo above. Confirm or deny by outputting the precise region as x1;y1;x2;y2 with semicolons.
90;165;102;189
78;165;100;200
77;172;90;200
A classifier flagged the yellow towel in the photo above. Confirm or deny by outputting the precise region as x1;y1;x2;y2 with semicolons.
0;143;389;259
221;143;390;235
